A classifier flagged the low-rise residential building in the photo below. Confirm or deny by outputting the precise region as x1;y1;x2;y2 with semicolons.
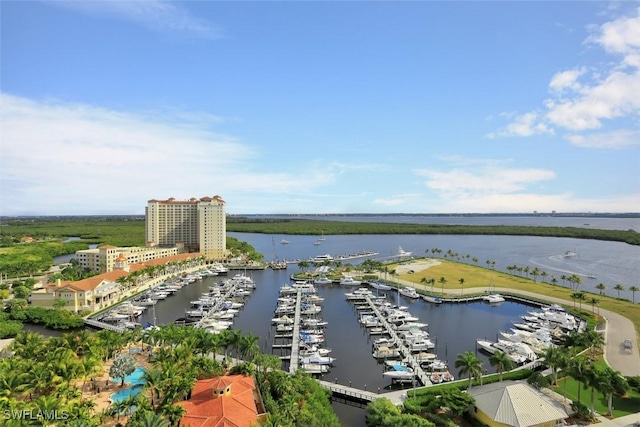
75;245;180;272
30;252;203;313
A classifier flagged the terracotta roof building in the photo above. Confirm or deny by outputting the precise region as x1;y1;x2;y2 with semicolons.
176;374;267;427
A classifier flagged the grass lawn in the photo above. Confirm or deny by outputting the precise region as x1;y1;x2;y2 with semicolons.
553;374;640;418
389;257;640;344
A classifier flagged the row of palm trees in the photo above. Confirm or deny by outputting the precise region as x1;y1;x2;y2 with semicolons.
452;329;629;420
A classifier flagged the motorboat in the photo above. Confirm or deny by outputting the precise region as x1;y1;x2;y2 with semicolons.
370;281;392;291
442;371;454;382
383;364;414;379
483;294;505;304
339;275;362;286
406;338;435;352
313;275;333;285
399;287;420;299
272;315;294;324
299;352;336;366
281;239;290;244
300;363;329;374
302;318;328;327
299;346;332;357
397;246;413;257
430;372;443;384
372;337;396;348
373;346;401;359
311;254;334;263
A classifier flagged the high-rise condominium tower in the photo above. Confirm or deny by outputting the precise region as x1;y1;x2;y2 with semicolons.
145;196;226;260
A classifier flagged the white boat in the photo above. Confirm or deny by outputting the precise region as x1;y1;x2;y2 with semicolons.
302;318;328;327
399;287;420;299
272;315;294;324
370;281;392;291
311;254;334;263
372;337;396;348
564;250;576;257
483;294;505;304
313;275;333;285
397;246;413;257
299;352;336;365
340;275;362;286
281;239;290;244
313;240;322;246
407;338;435;352
299;363;329;374
383;364;414;379
299;346;332;357
373;346;401;359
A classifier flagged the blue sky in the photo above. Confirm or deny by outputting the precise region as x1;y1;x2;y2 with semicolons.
1;1;639;215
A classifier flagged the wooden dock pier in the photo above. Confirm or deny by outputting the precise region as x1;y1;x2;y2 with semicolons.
288;289;303;373
84;318;125;333
317;380;379;403
363;295;432;387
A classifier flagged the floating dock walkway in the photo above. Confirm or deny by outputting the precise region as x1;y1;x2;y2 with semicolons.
362;294;431;386
288;289;303;373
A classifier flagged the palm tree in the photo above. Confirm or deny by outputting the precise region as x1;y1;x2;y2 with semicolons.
597;367;629;416
455;351;483;388
595;283;607;296
613;283;625;299
458;278;465;295
438;277;447;296
629;285;639;303
580;329;605;358
542;346;565;386
488;351;513;381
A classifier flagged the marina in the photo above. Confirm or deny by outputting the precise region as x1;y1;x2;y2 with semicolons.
76;234;636;426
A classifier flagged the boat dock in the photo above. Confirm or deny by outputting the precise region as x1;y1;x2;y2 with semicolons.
361;295;431;386
288;289;303;373
84;318;125;333
316;380;379;403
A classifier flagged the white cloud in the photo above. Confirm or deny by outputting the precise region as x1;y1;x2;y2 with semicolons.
549;67;586;93
589;7;640;57
485;112;554;139
0;93;329;215
545;70;640;131
489;7;640;144
52;0;220;39
564;129;640;148
415;166;555;195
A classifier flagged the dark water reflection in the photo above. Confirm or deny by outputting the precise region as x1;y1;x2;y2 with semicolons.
133;269;539;427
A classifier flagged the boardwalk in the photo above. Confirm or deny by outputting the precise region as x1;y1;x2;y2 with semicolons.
84;318;125;333
361;295;432;387
289;289;303;373
317;380;380;403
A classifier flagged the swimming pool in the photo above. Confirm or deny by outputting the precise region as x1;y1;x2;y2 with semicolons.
110;384;145;403
110;367;147;403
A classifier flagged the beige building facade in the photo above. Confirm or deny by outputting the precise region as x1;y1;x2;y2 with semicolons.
145;195;226;260
75;245;180;272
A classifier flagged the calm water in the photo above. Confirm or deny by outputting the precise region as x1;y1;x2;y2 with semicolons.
244;214;639;231
54;217;639;427
136;269;537;427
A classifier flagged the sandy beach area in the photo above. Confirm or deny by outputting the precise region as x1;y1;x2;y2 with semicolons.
393;258;442;274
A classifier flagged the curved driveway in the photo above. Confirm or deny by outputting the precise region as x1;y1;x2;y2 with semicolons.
383;275;640;376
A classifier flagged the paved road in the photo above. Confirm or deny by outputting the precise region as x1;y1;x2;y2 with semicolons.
383;275;640;376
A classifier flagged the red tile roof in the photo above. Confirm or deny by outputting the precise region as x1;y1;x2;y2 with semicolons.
177;375;259;427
